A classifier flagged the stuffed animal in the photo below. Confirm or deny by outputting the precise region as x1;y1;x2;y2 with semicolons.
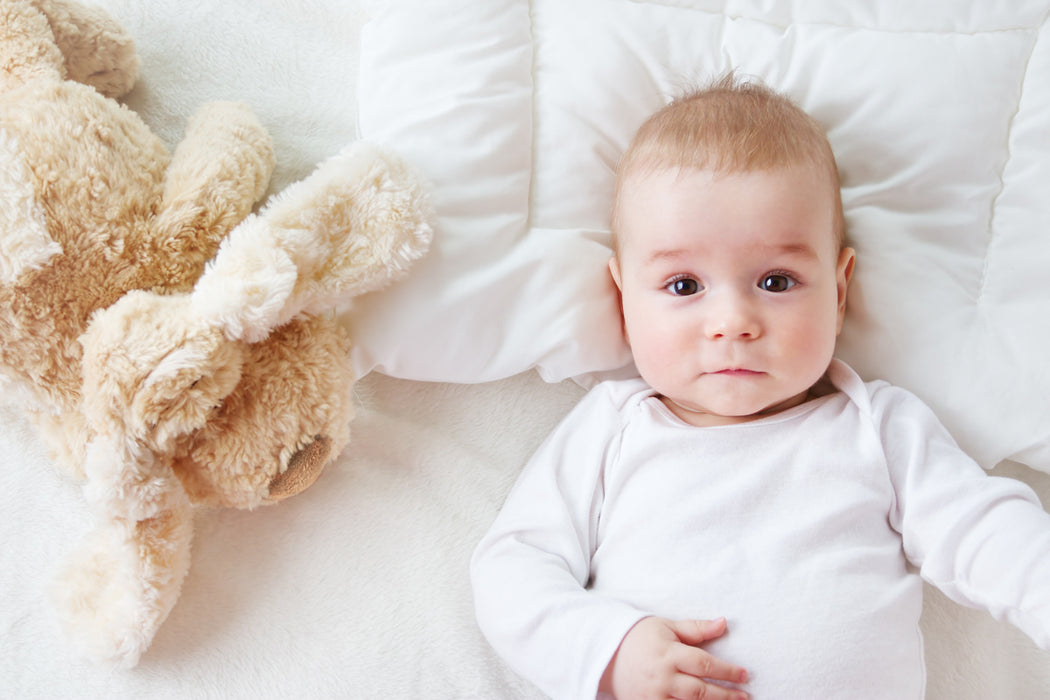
0;0;432;667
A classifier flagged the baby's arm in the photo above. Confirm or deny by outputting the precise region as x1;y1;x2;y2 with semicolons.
600;617;749;700
471;385;642;699
878;384;1050;647
472;382;748;699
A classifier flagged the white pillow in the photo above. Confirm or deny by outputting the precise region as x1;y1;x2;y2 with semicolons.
349;0;630;385
350;0;1050;473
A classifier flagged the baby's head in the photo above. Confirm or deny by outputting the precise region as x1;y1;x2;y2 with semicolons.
612;74;845;249
609;75;855;426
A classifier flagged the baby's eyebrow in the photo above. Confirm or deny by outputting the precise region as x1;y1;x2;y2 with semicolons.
774;242;819;258
644;243;818;265
643;248;690;266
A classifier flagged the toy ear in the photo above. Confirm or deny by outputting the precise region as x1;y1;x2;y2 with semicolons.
81;291;245;450
0;130;62;284
59;290;245;666
52;434;193;667
129;340;245;448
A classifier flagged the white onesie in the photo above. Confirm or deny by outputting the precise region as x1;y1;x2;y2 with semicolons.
471;360;1050;699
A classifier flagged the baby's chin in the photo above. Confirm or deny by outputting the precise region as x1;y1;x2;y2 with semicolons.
660;389;812;427
660;396;756;427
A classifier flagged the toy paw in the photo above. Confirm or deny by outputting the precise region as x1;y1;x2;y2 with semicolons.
239;142;434;315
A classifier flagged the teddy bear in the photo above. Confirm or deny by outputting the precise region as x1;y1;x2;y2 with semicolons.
0;0;432;668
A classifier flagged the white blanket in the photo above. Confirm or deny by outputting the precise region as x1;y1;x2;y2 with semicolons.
3;1;1050;698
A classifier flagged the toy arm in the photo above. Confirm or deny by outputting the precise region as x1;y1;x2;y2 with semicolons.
191;143;433;342
151;101;276;290
262;142;434;305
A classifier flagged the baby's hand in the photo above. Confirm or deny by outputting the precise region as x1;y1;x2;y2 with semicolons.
599;616;749;700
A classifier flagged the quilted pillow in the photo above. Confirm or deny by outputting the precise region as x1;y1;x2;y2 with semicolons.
348;0;1050;472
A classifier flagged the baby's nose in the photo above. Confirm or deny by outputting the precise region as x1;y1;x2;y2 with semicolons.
705;294;760;340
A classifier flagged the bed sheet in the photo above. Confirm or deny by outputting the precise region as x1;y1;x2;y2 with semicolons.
3;1;1050;698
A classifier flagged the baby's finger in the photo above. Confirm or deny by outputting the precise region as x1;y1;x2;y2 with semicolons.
675;646;748;686
669;674;749;700
670;617;730;646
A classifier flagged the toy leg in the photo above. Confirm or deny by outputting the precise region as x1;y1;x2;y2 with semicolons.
34;0;139;98
152;101;276;291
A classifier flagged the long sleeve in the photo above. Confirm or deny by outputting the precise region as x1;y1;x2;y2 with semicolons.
470;383;647;700
875;383;1050;649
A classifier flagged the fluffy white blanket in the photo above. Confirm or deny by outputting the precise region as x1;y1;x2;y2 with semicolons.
3;1;1050;698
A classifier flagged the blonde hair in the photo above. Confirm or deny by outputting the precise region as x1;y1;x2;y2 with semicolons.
612;74;845;248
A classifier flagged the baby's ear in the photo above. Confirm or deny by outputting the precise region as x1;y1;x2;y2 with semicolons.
607;256;630;344
836;246;856;331
608;256;623;291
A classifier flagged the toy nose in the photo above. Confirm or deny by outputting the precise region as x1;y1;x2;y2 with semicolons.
267;435;332;501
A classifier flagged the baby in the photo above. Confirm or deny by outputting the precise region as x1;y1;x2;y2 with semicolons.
470;75;1050;700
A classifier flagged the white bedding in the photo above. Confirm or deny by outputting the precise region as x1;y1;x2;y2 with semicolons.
3;1;1050;698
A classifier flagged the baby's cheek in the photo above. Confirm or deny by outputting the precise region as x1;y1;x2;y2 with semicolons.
624;309;689;380
633;340;680;388
793;318;838;369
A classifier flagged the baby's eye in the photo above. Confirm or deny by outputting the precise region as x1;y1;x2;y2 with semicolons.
666;277;702;296
759;273;797;293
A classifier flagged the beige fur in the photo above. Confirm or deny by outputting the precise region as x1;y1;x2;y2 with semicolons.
0;0;432;667
0;128;61;283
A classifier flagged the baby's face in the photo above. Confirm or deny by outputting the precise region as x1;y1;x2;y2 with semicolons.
610;165;854;427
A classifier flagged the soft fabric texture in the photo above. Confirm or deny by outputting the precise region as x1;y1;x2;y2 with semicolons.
355;0;1050;476
3;0;1050;698
0;0;430;670
471;360;1050;699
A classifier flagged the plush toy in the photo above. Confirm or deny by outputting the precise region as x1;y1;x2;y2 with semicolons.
0;0;432;667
